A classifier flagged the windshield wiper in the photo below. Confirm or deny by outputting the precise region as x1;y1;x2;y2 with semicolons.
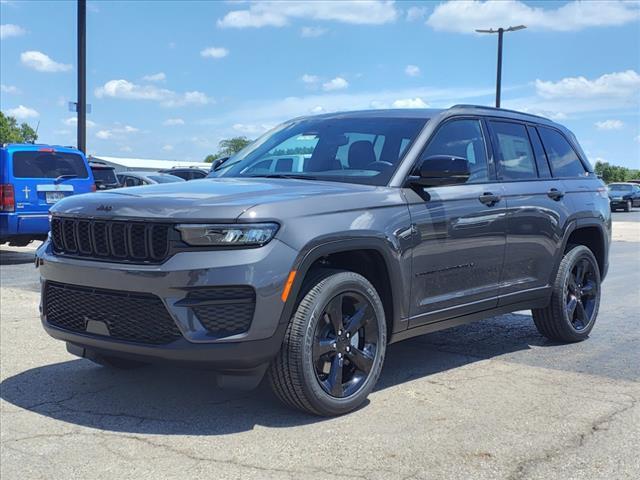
247;174;318;180
54;174;78;183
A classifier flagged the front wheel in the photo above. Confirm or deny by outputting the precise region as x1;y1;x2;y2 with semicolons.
268;270;387;416
532;245;601;342
624;200;632;212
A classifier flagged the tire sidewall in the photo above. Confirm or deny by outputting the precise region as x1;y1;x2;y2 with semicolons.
298;272;387;415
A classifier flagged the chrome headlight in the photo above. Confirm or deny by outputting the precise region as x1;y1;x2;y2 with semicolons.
176;223;279;247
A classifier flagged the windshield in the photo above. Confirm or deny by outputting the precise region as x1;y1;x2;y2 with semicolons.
147;174;185;183
210;116;427;186
12;151;89;179
92;167;118;184
608;184;632;191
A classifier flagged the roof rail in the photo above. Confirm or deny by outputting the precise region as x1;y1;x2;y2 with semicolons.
449;104;551;121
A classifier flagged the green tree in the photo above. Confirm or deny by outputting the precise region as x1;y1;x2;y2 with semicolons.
0;111;38;144
595;160;640;183
204;136;252;162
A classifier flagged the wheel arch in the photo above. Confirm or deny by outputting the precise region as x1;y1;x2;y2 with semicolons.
278;236;408;338
556;219;609;280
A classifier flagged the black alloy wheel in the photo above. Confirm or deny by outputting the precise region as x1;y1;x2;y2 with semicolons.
312;292;379;398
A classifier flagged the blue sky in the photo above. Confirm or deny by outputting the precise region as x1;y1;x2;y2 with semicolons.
1;0;639;168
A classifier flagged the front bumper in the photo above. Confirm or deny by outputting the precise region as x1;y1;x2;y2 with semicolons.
609;199;630;208
36;238;298;368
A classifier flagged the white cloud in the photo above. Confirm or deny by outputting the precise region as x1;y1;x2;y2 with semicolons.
200;46;229;58
322;77;349;91
96;130;112;140
20;51;72;72
94;79;212;107
301;73;320;84
63;117;97;128
95;125;138;140
163;118;185;126
310;106;325;114
162;144;174;151
0;23;26;39
142;72;166;82
0;84;20;94
217;0;398;28
392;97;429;108
301;26;327;37
405;65;420;77
427;0;640;34
6;105;39;119
595;120;624;130
232;123;274;135
535;70;640;100
120;146;133;153
406;6;428;22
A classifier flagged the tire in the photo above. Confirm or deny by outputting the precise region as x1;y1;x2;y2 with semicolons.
85;351;147;369
532;245;601;342
268;270;387;416
624;200;632;212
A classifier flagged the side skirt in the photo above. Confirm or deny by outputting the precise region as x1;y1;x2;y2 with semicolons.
389;294;549;345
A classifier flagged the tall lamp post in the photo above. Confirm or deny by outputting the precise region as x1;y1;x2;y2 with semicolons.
476;25;526;108
77;0;86;153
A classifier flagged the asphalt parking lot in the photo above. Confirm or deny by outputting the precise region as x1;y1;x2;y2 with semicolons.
1;211;639;479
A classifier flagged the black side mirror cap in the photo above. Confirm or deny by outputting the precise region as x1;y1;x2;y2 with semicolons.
409;155;470;187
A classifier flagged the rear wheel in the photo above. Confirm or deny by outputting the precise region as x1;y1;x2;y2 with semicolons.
532;245;601;342
268;270;387;416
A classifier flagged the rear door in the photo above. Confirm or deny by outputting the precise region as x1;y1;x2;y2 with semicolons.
486;120;572;303
406;117;507;326
9;149;92;214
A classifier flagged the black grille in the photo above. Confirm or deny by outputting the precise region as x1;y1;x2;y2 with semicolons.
44;282;182;345
183;286;255;337
51;217;171;263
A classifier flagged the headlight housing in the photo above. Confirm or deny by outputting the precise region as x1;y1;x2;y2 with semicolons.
176;223;279;247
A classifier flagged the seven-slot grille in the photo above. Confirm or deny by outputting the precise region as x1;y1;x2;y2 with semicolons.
44;281;183;345
51;217;171;263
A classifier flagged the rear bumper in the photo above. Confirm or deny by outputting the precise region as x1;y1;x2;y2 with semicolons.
0;212;49;238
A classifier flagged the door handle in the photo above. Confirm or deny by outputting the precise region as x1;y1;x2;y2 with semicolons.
547;188;565;201
478;192;501;206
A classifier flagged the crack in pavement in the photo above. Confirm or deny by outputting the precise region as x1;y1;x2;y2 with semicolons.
507;393;638;480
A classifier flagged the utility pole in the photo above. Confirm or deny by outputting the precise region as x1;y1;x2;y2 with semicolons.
475;25;526;108
77;0;86;153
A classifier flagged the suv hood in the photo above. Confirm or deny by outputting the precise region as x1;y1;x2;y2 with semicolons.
50;177;378;221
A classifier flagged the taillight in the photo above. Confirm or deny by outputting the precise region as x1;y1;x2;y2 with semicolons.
91;183;97;192
0;184;15;212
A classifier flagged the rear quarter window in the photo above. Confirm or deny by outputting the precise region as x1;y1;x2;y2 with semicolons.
537;127;587;178
12;151;89;179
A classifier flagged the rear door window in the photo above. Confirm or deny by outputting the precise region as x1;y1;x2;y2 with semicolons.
537;127;587;178
12;151;89;179
489;121;538;180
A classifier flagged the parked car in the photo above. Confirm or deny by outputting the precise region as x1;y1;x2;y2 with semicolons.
89;161;120;190
1;144;95;246
37;105;610;416
158;167;208;181
607;182;640;211
116;171;185;187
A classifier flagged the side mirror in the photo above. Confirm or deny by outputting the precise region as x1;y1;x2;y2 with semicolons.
211;156;231;171
413;155;470;187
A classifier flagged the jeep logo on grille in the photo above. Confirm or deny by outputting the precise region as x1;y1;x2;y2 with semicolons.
96;204;113;212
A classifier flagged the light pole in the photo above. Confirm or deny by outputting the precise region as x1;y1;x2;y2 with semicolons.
77;0;86;153
476;25;526;108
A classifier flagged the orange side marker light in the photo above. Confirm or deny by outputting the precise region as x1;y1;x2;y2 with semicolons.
281;270;297;302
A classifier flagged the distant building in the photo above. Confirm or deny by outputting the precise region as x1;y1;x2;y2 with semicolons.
88;155;210;172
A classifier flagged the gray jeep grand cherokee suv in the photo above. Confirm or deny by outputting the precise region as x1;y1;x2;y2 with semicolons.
36;105;610;416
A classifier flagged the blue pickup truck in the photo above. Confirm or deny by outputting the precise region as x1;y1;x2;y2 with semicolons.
1;144;95;246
